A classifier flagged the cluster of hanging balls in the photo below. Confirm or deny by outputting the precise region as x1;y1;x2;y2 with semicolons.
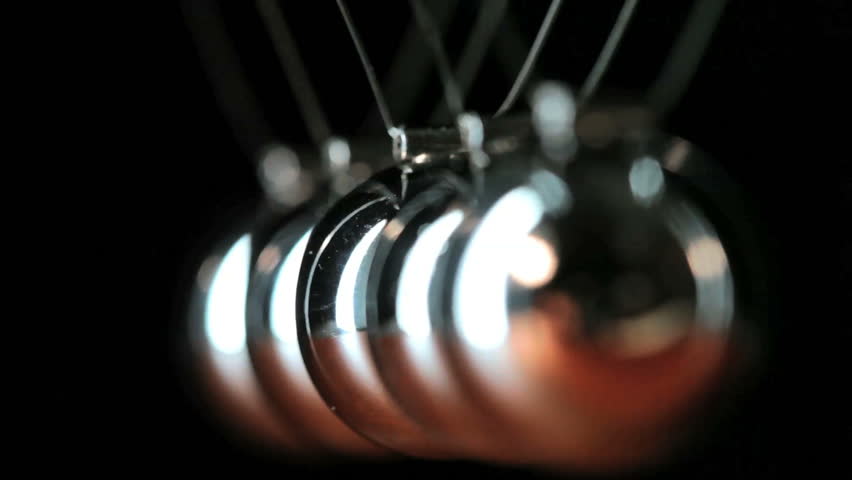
186;90;760;472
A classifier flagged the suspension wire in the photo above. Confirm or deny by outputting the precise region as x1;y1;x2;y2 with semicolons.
181;0;274;157
361;0;458;133
578;0;640;104
430;0;509;123
490;13;534;84
336;0;395;133
647;0;729;116
408;0;464;117
494;0;564;117
256;0;332;146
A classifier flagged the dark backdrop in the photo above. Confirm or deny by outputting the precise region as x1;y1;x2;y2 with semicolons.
126;1;850;477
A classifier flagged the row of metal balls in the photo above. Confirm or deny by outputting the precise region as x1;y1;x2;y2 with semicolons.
185;92;755;472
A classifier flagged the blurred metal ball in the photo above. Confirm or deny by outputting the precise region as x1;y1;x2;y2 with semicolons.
244;206;387;457
427;114;755;470
296;156;469;457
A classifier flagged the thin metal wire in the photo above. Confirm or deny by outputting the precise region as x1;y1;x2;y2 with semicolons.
578;0;640;104
430;0;509;123
494;0;564;117
256;0;332;146
647;0;729;116
336;0;395;133
181;0;274;157
409;0;464;117
362;0;458;133
491;14;533;83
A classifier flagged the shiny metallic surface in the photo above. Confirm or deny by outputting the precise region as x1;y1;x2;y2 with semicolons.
361;115;549;465
423;104;758;470
245;206;387;457
363;179;506;460
296;157;470;457
185;100;760;470
186;140;391;456
186;222;307;452
159;0;842;473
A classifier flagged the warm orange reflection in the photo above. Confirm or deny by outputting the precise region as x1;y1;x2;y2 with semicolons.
371;332;520;462
197;348;305;452
194;234;305;452
435;288;735;471
307;332;454;458
517;292;728;427
250;338;387;457
508;234;559;288
506;292;732;470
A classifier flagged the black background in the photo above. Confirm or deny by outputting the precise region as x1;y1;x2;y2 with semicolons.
119;1;851;477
